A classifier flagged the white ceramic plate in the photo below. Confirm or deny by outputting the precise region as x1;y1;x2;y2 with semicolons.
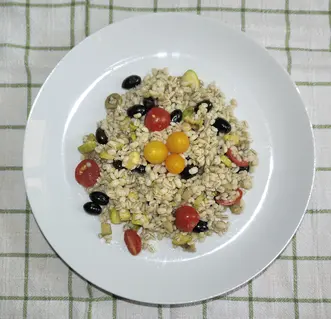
23;13;315;304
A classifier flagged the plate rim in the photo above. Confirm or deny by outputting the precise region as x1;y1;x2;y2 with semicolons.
23;13;316;304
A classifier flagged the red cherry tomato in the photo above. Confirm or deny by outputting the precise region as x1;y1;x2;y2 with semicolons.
75;159;100;188
175;205;200;232
226;148;249;167
124;229;142;256
144;107;171;132
215;189;243;206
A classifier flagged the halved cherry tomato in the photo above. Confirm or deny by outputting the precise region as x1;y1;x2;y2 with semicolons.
175;205;200;232
215;189;243;206
226;148;249;167
124;229;142;256
75;159;100;188
144;107;171;132
165;154;185;174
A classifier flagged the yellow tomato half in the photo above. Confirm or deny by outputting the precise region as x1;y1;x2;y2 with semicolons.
166;132;190;154
143;141;168;164
165;154;185;174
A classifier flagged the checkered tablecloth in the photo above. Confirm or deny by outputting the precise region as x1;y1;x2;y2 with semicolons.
1;0;330;318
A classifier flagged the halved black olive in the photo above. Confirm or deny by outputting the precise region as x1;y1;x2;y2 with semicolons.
122;75;141;89
133;165;146;174
113;160;123;170
212;117;231;134
170;109;183;123
143;97;158;111
127;104;147;118
237;166;250;173
180;165;198;180
89;191;109;206
83;202;102;215
193;220;208;233
96;128;108;144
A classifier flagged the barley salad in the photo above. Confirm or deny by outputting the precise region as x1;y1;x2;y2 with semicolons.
74;68;258;256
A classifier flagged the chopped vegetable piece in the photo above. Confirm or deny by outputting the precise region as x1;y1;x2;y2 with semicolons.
105;93;122;109
163;221;173;232
175;205;200;232
130;132;137;141
101;223;112;236
215;189;243;206
220;155;232;168
78;140;97;154
125;151;140;170
99;151;113;160
144;108;171;132
182;106;194;120
75;159;100;188
224;134;239;145
184;117;203;130
119;211;131;221
129;122;138;131
226;148;249;167
172;233;192;246
109;208;121;224
86;134;96;142
132;213;148;226
128;192;138;200
124;229;142;256
181;70;199;89
193;194;205;208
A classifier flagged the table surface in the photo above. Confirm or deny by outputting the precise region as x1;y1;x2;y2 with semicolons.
1;1;330;318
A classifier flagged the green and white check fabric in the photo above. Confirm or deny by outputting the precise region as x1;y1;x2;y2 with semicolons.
0;0;330;318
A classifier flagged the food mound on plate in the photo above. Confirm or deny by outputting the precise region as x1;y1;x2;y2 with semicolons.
75;68;258;256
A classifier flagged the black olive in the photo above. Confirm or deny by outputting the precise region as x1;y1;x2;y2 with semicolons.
193;220;209;233
95;127;108;144
133;165;146;174
238;166;250;173
122;75;141;89
180;165;198;180
212;117;231;134
89;191;109;206
113;160;123;170
170;109;183;123
143;97;158;111
194;100;213;113
83;202;102;215
127;104;147;118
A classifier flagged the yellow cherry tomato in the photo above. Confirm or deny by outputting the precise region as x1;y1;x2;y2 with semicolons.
166;132;190;154
144;141;168;164
165;154;185;174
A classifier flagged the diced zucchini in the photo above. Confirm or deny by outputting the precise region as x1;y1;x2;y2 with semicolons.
181;70;200;89
78;140;96;154
220;155;232;168
101;223;112;236
109;208;121;224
